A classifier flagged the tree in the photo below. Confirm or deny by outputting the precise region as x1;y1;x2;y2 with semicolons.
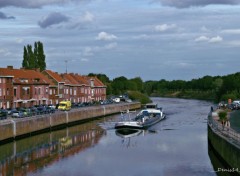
22;41;46;71
130;77;143;92
22;46;28;68
36;41;46;71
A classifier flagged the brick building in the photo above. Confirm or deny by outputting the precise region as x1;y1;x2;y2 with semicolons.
0;66;106;108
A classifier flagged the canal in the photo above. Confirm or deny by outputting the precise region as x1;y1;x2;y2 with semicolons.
0;97;231;175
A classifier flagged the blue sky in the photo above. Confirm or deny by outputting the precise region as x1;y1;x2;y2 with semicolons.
1;0;240;81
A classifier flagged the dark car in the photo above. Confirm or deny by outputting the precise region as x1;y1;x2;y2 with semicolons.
46;106;55;113
0;109;7;120
30;107;41;115
37;106;47;114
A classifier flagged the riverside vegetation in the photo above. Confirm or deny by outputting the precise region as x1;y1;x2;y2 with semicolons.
89;72;240;104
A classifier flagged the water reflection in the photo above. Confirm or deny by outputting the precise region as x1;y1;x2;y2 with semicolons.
0;122;105;175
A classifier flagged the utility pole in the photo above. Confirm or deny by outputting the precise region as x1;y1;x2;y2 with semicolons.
65;60;68;74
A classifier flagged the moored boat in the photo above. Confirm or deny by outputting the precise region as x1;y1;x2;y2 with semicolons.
115;103;165;129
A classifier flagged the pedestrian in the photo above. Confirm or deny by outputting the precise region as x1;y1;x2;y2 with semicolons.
225;120;230;131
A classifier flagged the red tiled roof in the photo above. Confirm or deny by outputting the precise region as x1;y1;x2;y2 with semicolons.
70;73;89;86
0;67;51;85
61;73;79;85
93;77;106;87
43;70;64;83
82;76;106;87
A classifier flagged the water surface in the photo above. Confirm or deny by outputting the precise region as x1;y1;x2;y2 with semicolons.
0;98;228;175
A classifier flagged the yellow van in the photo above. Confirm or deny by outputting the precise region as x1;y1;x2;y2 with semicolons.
58;101;71;111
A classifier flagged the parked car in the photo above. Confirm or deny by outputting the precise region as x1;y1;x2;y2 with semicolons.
6;108;12;115
30;107;41;115
21;108;33;117
0;109;7;120
12;110;24;118
46;106;55;113
48;104;56;109
37;106;47;114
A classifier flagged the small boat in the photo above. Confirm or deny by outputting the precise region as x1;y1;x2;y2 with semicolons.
115;103;165;129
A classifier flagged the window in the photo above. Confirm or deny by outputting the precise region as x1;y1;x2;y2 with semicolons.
0;89;2;96
74;89;76;96
46;87;48;94
38;88;41;95
7;88;9;96
14;88;17;97
49;89;52;95
27;88;30;95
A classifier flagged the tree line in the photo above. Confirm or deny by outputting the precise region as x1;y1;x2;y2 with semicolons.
89;73;240;102
20;41;240;103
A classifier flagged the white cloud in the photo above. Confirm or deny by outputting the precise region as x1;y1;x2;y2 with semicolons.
200;26;210;32
104;42;117;49
178;62;195;69
195;36;209;42
226;40;240;47
155;24;176;32
83;47;94;56
15;38;24;44
81;58;89;62
0;48;11;56
221;29;240;34
194;35;223;43
96;32;117;41
132;34;150;40
209;36;223;43
82;11;94;22
154;0;240;8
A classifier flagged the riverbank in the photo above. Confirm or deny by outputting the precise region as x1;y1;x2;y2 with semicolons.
150;90;215;101
0;102;141;143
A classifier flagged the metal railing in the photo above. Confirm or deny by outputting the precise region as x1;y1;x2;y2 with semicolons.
208;113;240;145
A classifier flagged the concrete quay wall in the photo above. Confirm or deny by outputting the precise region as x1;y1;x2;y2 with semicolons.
0;102;141;142
208;113;240;172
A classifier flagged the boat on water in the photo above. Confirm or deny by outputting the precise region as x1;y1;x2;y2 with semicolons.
115;103;166;129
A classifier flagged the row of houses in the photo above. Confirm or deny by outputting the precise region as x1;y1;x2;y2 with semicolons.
0;66;106;109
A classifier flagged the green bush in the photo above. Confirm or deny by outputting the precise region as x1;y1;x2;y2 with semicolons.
218;111;227;122
127;91;152;104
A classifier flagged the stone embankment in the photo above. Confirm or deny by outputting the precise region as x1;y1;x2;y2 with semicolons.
0;102;141;143
208;109;240;172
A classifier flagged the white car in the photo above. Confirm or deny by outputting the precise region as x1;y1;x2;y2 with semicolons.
113;98;120;103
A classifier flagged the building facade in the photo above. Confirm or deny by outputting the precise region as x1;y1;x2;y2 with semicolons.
0;66;107;108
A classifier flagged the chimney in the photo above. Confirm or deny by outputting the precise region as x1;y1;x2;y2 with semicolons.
90;78;94;87
7;66;13;70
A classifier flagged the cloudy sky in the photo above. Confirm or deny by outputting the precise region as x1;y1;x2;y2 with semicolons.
1;0;240;81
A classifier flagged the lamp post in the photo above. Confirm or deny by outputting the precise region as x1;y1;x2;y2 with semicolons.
65;60;68;74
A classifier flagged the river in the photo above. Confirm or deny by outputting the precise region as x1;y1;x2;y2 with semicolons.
0;97;230;176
